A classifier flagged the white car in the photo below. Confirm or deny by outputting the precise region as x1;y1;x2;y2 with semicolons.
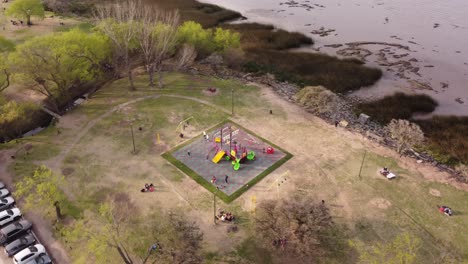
0;188;10;198
0;208;21;227
13;244;46;264
0;196;15;211
0;181;5;189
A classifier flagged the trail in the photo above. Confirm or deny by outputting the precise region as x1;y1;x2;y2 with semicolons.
49;94;231;171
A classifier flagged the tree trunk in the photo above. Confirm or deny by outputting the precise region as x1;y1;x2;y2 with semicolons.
148;64;155;87
116;246;133;264
27;15;31;26
157;67;163;89
0;70;10;92
54;201;62;220
125;54;135;91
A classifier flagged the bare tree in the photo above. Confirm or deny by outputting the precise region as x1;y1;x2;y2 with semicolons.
386;119;424;154
176;44;197;71
255;198;334;262
95;0;139;91
135;6;179;88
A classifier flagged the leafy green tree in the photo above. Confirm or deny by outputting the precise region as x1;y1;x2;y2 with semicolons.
62;194;203;264
177;21;214;56
350;233;421;264
177;21;241;57
8;29;110;112
14;165;66;221
5;0;45;25
213;27;240;52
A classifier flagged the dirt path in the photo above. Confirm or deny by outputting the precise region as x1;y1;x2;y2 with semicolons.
51;93;231;171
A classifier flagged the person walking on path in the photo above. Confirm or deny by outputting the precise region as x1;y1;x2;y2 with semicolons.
187;150;191;158
225;175;229;184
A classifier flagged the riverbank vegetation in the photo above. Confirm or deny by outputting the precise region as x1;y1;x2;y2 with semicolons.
355;93;438;124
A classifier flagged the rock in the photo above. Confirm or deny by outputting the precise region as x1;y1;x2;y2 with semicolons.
358;113;370;124
200;53;224;65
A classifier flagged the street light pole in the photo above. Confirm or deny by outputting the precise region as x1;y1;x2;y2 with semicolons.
231;88;234;116
213;187;219;225
130;123;136;154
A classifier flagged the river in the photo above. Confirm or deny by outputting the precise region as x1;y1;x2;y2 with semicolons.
199;0;468;116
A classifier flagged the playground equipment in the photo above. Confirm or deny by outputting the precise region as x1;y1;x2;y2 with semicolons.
208;126;257;170
266;147;275;154
212;150;226;164
175;116;199;134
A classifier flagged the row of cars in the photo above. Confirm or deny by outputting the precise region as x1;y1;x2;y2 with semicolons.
0;182;52;264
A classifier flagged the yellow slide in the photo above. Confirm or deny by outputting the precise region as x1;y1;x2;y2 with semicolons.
212;150;225;164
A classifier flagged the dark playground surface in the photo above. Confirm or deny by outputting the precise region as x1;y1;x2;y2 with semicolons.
172;122;287;195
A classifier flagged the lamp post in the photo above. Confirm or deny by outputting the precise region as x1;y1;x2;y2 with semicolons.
231;88;234;116
213;186;219;225
130;123;136;154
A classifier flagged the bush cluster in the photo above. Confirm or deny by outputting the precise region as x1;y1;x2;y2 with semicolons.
417;116;468;165
243;49;382;93
355;93;438;124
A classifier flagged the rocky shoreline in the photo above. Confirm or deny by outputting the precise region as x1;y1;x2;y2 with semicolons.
191;55;467;184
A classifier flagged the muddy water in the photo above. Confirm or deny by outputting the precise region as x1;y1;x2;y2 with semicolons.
199;0;468;116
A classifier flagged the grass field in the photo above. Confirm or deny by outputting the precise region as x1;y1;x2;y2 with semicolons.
1;72;467;263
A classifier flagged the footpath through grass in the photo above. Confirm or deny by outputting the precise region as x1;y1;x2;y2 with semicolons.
2;72;467;262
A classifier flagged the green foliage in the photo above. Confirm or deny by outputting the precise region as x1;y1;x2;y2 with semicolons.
0;36;15;53
5;0;45;25
350;233;421;264
177;21;240;56
177;21;214;55
213;27;240;52
8;29;110;105
14;165;67;221
355;93;438;125
0;95;38;137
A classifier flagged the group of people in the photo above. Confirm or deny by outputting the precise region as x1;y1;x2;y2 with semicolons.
216;210;234;222
10;20;24;26
140;183;155;192
438;205;453;216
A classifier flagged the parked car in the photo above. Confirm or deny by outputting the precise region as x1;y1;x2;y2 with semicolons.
13;244;46;264
0;196;15;211
0;220;33;245
0;188;10;198
0;208;21;227
25;253;52;264
0;181;5;189
5;233;36;257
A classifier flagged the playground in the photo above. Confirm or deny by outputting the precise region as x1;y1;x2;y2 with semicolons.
167;122;289;197
0;72;467;263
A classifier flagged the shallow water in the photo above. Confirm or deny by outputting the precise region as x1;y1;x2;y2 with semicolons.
199;0;468;115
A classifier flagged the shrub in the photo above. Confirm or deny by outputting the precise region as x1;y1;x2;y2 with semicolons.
417;116;468;164
243;49;382;93
355;93;438;124
222;23;313;50
0;96;41;141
